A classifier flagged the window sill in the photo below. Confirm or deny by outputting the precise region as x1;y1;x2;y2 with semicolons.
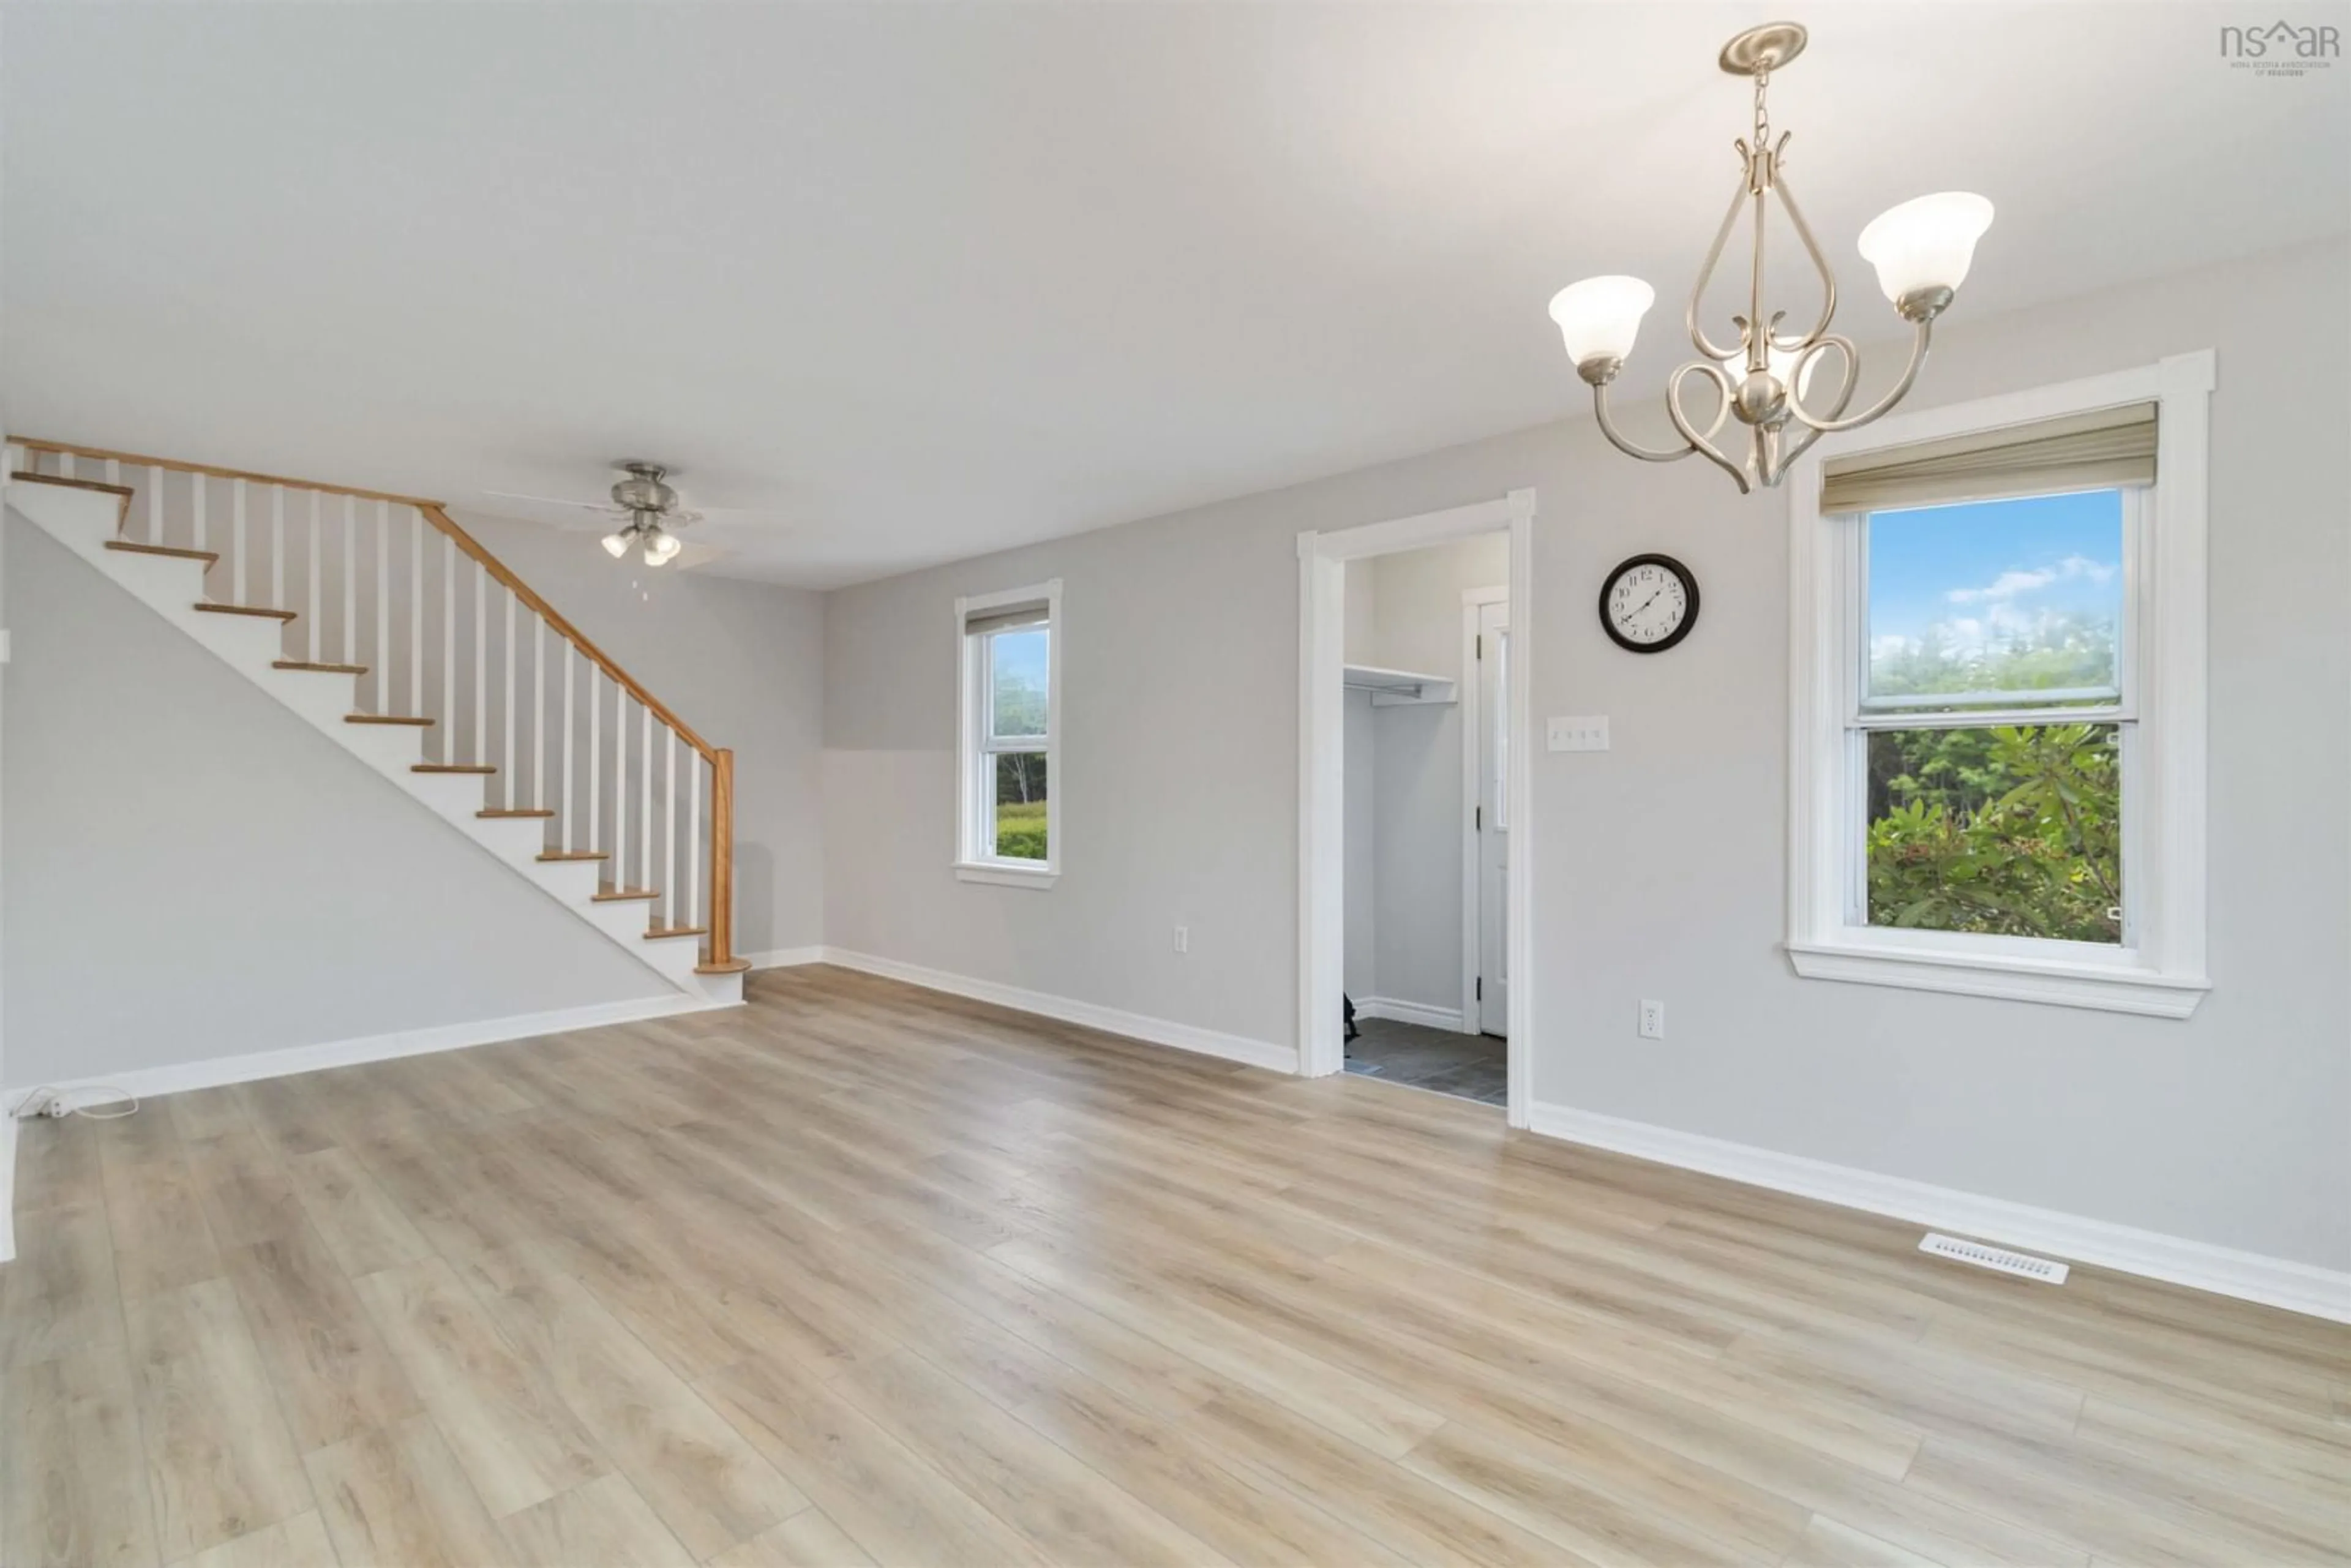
1785;939;2210;1019
954;861;1059;890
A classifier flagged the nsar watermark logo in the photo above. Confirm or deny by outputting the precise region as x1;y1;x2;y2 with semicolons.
2220;19;2339;76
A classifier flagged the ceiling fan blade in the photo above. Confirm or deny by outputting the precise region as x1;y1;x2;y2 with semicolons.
481;489;620;512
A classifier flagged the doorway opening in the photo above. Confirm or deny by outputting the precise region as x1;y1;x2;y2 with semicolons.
1298;490;1534;1125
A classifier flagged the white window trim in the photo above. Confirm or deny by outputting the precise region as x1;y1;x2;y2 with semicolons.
954;579;1062;888
1784;351;2213;1019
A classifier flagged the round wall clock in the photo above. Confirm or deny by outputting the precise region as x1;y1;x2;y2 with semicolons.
1599;553;1699;653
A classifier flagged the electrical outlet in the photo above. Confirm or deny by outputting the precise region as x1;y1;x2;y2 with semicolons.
1638;999;1665;1040
1174;925;1190;955
1547;715;1610;752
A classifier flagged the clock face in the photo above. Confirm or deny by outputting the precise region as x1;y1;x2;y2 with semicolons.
1600;554;1698;653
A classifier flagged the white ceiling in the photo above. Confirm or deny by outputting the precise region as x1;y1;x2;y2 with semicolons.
7;4;2344;587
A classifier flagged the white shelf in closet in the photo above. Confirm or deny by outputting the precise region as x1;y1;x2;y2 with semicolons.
1343;662;1457;707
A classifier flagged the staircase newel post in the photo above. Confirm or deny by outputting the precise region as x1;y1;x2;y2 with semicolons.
709;746;737;969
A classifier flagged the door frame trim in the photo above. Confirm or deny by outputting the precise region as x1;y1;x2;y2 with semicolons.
1460;583;1509;1039
1296;488;1535;1127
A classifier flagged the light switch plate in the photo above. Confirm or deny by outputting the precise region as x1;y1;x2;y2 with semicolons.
1547;715;1609;752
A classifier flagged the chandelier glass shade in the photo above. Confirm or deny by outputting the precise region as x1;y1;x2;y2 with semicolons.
1551;23;1992;493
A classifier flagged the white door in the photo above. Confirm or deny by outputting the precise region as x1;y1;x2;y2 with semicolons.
1476;599;1509;1037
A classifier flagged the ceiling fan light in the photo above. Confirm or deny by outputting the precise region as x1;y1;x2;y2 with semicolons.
644;529;681;566
601;528;632;558
1548;276;1655;371
1858;192;1994;305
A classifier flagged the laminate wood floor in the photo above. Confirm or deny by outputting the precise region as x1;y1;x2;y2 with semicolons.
5;965;2346;1567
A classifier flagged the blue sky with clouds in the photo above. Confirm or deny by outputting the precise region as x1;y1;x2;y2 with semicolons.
989;626;1050;734
1868;489;2123;663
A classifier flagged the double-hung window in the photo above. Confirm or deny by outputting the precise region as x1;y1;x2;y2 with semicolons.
955;580;1060;887
1787;353;2212;1017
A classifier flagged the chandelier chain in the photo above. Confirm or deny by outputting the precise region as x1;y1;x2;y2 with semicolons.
1753;67;1770;149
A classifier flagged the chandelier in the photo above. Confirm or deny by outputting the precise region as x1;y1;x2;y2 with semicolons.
1548;22;1993;493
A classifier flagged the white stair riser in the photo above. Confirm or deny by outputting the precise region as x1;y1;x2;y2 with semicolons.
7;478;737;1007
269;672;367;730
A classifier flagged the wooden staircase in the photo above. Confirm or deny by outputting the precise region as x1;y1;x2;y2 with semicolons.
4;440;751;1002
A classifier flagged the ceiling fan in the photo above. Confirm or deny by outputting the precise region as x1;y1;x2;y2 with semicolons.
484;461;739;567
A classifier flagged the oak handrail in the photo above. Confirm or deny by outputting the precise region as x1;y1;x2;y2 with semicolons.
14;435;741;972
12;435;445;511
419;505;717;760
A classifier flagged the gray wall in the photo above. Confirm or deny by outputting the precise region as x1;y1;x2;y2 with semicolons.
823;237;2351;1271
460;516;828;960
1;512;675;1085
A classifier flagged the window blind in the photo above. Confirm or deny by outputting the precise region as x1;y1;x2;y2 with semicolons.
1821;402;2156;514
964;601;1049;637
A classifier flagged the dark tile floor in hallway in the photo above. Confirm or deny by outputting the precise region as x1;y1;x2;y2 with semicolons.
1343;1014;1506;1105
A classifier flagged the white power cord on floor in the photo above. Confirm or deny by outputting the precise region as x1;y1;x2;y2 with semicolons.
7;1084;141;1121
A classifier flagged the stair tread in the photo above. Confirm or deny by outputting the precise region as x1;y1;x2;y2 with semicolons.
592;885;659;902
274;659;369;675
479;808;556;819
12;470;133;499
413;763;496;775
194;602;297;621
106;540;220;565
645;925;708;940
347;713;433;727
538;850;606;862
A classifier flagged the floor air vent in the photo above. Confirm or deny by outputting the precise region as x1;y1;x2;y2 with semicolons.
1918;1232;2069;1285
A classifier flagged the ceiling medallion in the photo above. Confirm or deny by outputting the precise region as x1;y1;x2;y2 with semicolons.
1548;21;1993;493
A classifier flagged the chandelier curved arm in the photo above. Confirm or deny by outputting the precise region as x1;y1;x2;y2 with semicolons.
1682;170;1752;365
1665;361;1751;493
1764;173;1838;352
1785;318;1933;435
1763;334;1858;481
1592;380;1702;465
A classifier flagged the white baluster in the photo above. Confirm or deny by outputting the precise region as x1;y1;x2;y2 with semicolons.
193;474;208;560
410;510;424;716
231;479;247;605
587;666;601;857
307;492;323;660
473;562;487;765
375;500;390;711
270;489;285;618
441;535;456;759
339;496;356;666
503;590;517;806
664;727;678;929
689;756;702;931
533;617;546;812
148;466;163;545
614;692;629;889
563;649;577;847
640;704;652;904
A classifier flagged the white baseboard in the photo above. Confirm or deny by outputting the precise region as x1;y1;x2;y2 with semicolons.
4;992;727;1108
820;948;1297;1075
1529;1101;2351;1324
0;1113;16;1264
741;946;827;970
1354;996;1467;1032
